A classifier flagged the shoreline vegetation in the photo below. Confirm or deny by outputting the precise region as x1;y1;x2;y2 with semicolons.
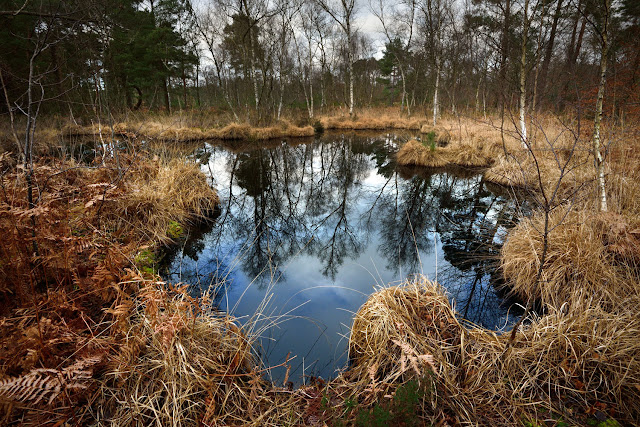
1;109;639;425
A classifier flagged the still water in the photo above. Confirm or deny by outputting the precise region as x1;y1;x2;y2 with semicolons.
162;132;523;384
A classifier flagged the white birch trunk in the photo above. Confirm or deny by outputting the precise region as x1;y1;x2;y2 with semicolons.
593;0;611;212
347;23;354;116
433;58;440;126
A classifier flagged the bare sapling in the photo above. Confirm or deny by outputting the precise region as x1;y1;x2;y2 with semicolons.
503;113;590;346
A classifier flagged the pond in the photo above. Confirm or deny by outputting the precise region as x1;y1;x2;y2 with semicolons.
162;132;524;384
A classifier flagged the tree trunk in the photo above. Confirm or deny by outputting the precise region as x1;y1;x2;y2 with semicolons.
593;0;611;212
195;63;201;107
400;65;409;116
519;0;529;146
277;77;284;120
162;77;171;113
348;55;354;116
498;0;512;108
475;78;481;115
537;0;563;108
433;57;441;126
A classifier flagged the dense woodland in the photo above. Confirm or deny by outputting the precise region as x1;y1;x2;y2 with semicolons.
1;0;639;123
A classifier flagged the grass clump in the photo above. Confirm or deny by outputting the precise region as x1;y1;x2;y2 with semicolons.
112;158;219;244
320;111;425;131
103;280;257;426
342;277;640;425
501;208;640;308
396;139;449;168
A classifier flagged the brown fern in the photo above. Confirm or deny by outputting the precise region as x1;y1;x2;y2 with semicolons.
0;355;102;405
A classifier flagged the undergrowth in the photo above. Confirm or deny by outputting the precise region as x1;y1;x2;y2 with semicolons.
1;113;639;426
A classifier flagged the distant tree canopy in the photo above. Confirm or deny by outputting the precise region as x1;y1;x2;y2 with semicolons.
0;0;639;121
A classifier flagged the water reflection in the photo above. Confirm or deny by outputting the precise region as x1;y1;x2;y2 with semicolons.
163;133;522;383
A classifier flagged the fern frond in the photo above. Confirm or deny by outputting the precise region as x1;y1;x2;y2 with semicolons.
0;355;101;405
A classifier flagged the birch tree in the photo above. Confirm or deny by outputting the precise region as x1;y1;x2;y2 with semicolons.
370;0;416;116
518;0;531;145
316;0;358;116
418;0;449;126
588;0;613;212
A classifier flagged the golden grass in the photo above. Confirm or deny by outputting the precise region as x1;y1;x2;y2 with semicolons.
501;208;640;308
108;119;314;142
111;159;219;244
397;137;501;169
447;140;499;167
397;116;530;169
0;116;315;147
344;277;640;424
396;139;449;168
103;280;257;426
483;155;533;187
320;112;425;131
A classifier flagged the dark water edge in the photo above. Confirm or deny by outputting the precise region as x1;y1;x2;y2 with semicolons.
160;132;525;384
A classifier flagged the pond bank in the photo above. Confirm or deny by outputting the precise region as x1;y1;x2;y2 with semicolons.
1;120;639;425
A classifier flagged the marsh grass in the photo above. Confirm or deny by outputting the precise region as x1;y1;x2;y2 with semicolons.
2;112;640;425
103;279;258;426
341;278;640;425
501;208;640;308
396;139;449;168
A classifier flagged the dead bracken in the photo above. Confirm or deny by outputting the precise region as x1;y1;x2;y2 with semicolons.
1;110;639;426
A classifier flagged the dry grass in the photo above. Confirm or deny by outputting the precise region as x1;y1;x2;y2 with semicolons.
343;277;640;425
0;116;314;148
103;280;258;426
397;117;525;169
501;208;640;308
483;155;536;188
447;140;500;168
3;112;640;425
110;120;314;142
112;159;219;244
397;137;501;169
320;111;425;131
396;139;449;168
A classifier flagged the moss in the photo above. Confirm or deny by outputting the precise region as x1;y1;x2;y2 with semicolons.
167;220;184;240
353;380;426;427
134;248;157;274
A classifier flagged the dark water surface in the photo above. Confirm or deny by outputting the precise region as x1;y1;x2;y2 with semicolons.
163;132;523;384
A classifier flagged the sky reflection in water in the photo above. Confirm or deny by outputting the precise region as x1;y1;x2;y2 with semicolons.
163;132;523;384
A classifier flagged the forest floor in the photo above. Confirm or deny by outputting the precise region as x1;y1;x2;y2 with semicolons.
0;108;639;426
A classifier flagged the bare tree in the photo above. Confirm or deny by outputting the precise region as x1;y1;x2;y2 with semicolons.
418;0;450;126
518;0;531;145
370;0;416;116
190;0;240;120
316;0;358;116
588;0;613;212
291;1;319;119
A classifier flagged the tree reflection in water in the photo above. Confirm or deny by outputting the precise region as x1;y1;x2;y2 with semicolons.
162;132;523;383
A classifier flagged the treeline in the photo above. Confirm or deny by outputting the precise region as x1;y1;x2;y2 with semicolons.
0;0;639;123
